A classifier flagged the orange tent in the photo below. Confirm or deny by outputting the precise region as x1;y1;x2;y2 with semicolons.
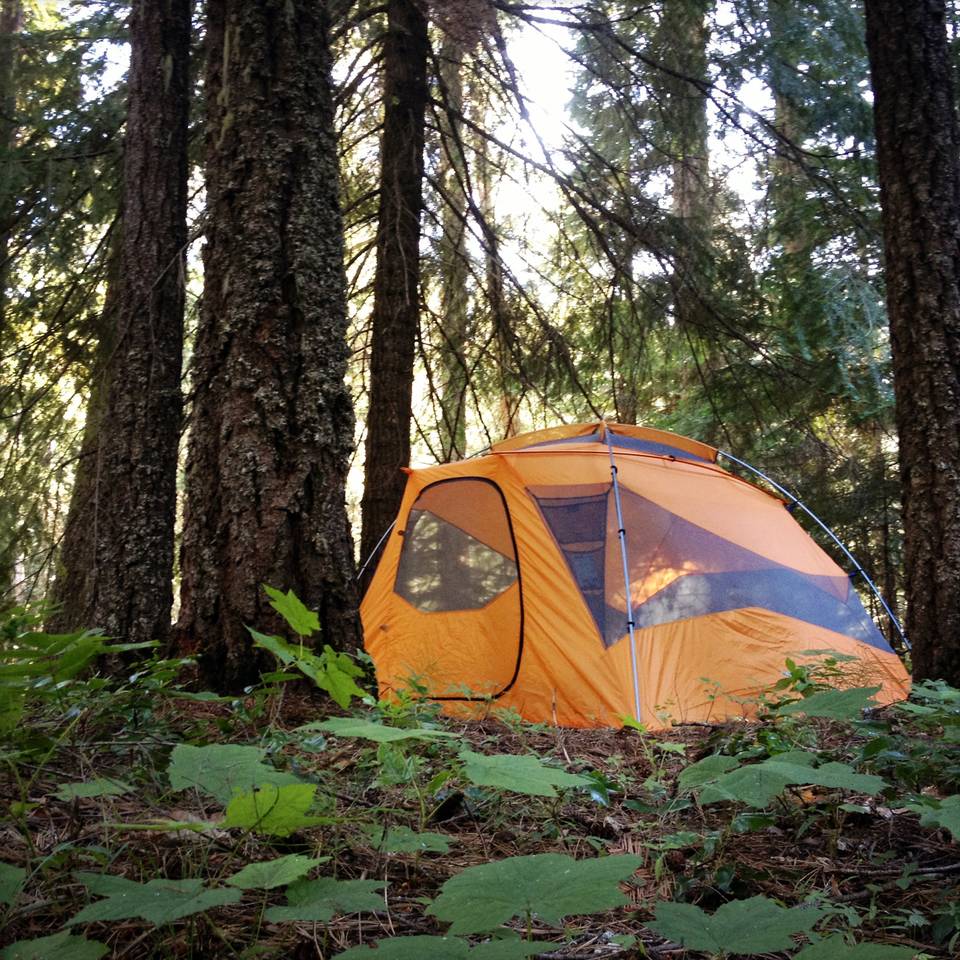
361;422;910;728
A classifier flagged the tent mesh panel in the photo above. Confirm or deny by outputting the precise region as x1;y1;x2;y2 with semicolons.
394;481;517;612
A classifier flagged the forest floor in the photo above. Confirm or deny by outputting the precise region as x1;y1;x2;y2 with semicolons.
1;651;958;959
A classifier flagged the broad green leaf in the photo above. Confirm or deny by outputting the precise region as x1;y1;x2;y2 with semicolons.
322;653;368;709
648;896;824;954
222;783;323;836
54;777;132;801
803;762;887;795
302;717;457;743
459;750;590;797
914;794;960;841
677;754;739;793
0;932;108;960
794;936;919;960
265;876;385;922
167;743;299;804
264;585;320;636
0;862;26;905
247;628;301;667
701;758;886;809
226;853;328;890
699;763;797;808
337;937;545;959
69;873;241;925
368;825;450;854
427;853;643;935
778;686;881;720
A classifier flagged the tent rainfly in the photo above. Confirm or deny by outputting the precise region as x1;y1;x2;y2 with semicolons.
361;422;910;728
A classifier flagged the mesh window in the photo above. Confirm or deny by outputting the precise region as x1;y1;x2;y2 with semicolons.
530;482;891;653
394;480;518;612
533;486;610;639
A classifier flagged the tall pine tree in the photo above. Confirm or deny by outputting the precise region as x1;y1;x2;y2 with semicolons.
50;0;190;643
865;0;960;684
176;0;359;688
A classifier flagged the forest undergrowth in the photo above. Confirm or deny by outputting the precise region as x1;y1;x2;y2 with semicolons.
1;595;958;959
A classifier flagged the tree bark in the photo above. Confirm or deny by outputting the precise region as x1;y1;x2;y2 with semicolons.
865;0;960;685
437;36;469;461
50;0;190;643
0;0;22;600
0;0;22;343
47;228;121;632
359;0;429;567
176;0;359;689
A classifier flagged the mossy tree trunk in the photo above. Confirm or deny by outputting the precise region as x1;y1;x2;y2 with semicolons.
50;0;190;643
176;0;359;689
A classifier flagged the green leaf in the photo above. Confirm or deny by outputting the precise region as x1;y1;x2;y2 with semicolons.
0;862;26;906
322;653;368;709
0;932;108;960
222;783;323;836
336;937;545;959
264;877;386;923
778;686;881;720
427;853;643;935
677;754;739;793
699;757;886;809
69;873;242;925
794;936;919;959
368;825;450;854
301;717;457;743
166;743;299;804
226;853;328;890
914;794;960;841
700;762;800;808
264;585;320;637
648;896;824;954
54;777;132;801
459;750;590;797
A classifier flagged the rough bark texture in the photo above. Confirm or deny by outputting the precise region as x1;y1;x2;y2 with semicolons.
50;0;190;642
865;0;960;685
176;0;358;689
359;0;429;566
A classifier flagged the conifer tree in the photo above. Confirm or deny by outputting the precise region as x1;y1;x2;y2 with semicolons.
49;0;190;643
176;0;359;688
865;0;960;684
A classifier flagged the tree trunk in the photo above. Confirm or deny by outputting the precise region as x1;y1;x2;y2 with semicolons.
437;36;469;461
662;0;711;228
475;128;518;438
50;0;190;643
176;0;359;690
47;229;120;631
865;0;960;685
359;0;429;566
0;0;22;343
0;0;22;600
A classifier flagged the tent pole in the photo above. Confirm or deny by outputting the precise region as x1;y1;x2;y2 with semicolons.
717;450;910;652
356;520;396;584
604;427;643;722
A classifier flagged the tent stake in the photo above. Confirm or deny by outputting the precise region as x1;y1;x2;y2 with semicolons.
605;426;643;722
717;450;909;652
